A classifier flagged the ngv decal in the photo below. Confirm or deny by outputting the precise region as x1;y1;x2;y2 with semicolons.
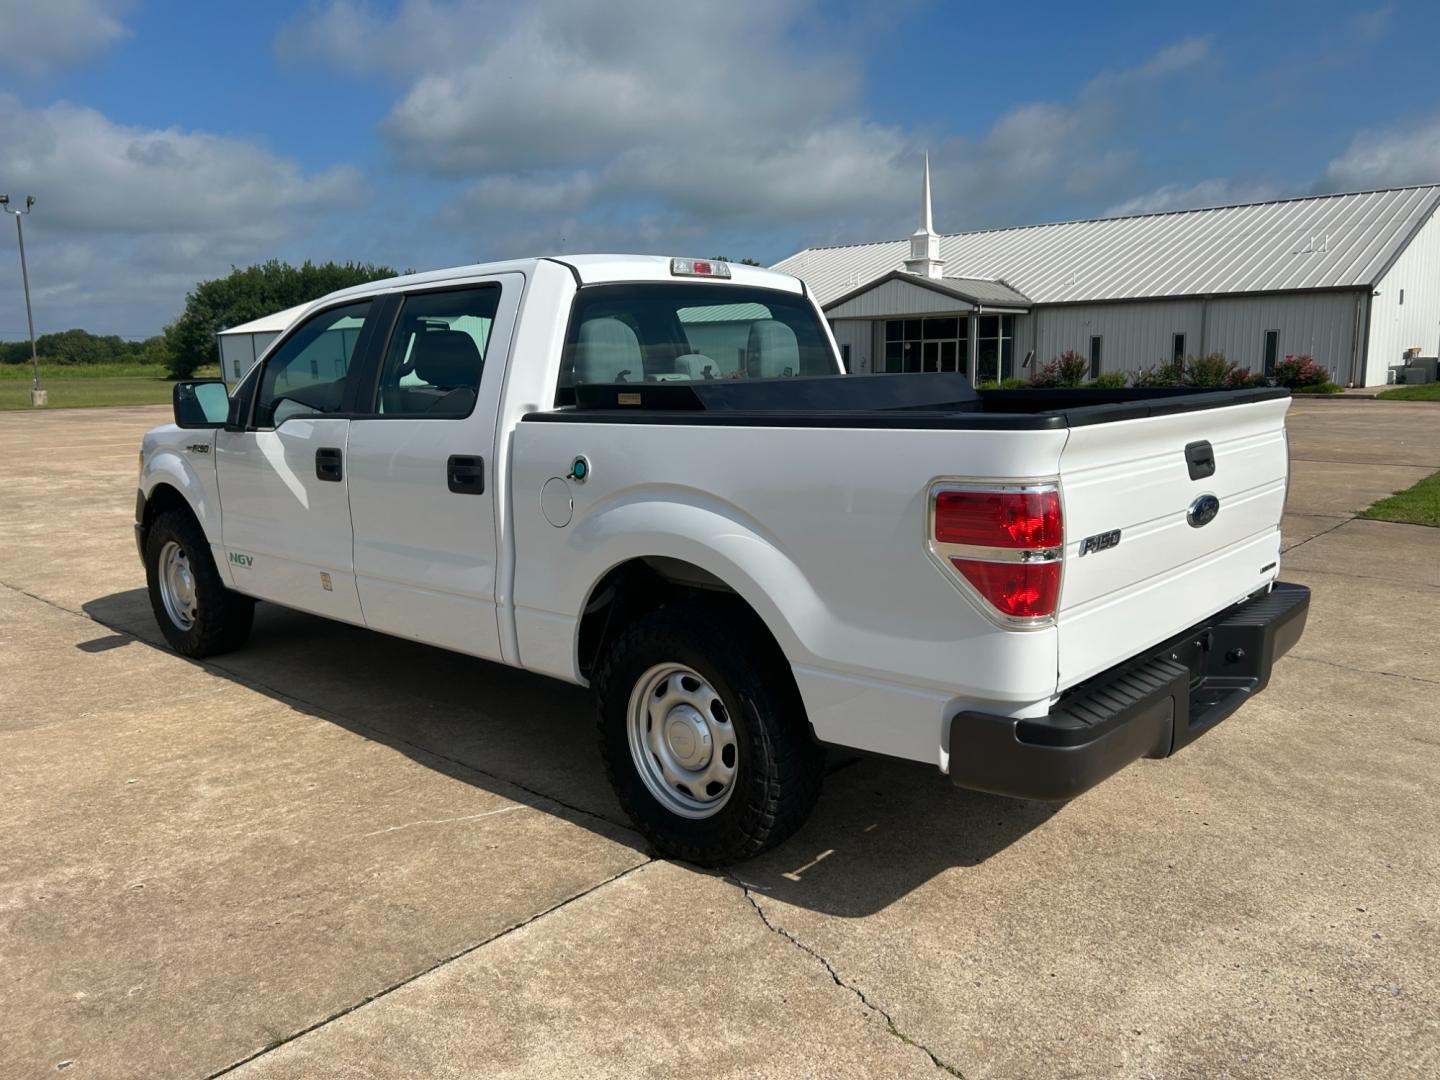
228;551;254;568
1078;529;1121;557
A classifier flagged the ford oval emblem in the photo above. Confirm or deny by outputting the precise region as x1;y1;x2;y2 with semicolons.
1187;494;1220;528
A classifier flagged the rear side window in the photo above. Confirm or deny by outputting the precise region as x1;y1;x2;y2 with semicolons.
375;286;500;417
557;283;835;400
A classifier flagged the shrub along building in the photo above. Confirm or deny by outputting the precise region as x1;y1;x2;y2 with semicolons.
774;161;1440;387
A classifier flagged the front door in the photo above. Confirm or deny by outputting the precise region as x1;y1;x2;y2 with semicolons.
345;277;521;662
216;300;374;624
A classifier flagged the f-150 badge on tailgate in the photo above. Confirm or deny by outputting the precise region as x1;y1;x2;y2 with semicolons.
1078;529;1121;556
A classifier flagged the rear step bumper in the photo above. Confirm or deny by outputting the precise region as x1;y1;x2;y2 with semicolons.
948;582;1311;801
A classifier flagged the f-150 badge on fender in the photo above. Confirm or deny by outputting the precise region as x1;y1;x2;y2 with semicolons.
1078;529;1121;556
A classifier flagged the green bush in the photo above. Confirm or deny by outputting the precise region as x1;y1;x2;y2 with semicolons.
1091;371;1128;388
1131;359;1185;387
1131;353;1264;389
1029;350;1090;388
1272;354;1330;388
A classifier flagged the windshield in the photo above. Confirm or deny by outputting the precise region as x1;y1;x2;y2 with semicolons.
557;282;836;402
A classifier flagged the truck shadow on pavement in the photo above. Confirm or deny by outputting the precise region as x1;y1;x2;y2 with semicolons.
83;588;1057;918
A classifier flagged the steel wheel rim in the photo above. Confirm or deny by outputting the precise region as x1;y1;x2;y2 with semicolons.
158;540;199;631
626;663;739;820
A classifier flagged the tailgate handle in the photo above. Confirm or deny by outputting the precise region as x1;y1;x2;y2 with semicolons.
1185;440;1215;481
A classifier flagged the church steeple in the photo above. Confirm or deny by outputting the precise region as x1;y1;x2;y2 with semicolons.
904;152;944;279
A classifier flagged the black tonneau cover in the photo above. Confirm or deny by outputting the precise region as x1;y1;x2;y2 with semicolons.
525;373;1289;430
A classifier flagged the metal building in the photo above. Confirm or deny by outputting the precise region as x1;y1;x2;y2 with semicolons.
774;163;1440;387
215;302;311;384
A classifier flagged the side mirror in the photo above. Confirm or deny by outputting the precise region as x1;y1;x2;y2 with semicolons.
173;380;230;429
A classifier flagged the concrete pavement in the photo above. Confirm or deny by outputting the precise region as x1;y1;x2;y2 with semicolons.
2;398;1437;1078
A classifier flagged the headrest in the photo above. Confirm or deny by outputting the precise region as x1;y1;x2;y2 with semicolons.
746;319;799;379
574;317;642;383
410;329;481;388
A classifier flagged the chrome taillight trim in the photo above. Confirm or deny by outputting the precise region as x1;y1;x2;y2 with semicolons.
925;479;1064;630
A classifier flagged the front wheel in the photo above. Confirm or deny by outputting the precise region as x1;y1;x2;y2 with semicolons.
594;603;824;865
144;509;254;658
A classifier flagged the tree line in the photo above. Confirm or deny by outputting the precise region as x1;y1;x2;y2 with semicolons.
0;329;170;368
1;260;398;379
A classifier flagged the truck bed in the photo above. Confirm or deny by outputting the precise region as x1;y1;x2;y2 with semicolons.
530;372;1290;429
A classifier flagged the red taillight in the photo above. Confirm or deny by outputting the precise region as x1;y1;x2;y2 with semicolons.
930;484;1063;623
935;489;1062;548
951;559;1060;619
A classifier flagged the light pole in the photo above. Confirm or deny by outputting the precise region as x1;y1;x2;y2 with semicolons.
0;195;44;406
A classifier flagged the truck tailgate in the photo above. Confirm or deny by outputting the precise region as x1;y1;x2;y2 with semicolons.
1056;397;1290;690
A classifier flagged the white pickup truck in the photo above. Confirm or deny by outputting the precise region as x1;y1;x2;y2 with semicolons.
138;254;1309;864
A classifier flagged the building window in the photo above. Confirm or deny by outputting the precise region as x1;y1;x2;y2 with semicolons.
885;317;968;375
1172;333;1186;364
840;343;852;372
1263;330;1279;378
1089;335;1103;380
974;315;1015;383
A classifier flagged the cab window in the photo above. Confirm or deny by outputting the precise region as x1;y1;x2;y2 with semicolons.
253;302;371;428
374;286;500;417
557;283;836;401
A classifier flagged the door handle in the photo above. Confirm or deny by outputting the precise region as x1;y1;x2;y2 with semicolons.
447;455;485;494
316;446;343;482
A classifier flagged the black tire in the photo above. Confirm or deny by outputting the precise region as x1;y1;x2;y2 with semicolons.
144;508;254;658
594;601;824;866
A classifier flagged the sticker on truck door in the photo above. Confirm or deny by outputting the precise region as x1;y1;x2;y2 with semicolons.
228;551;254;569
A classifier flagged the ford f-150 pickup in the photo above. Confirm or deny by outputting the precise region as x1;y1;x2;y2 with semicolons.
137;254;1310;864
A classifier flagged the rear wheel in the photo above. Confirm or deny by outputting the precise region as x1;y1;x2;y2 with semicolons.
594;602;824;865
144;509;254;658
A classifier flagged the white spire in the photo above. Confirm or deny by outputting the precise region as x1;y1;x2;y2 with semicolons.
904;151;944;278
919;150;934;235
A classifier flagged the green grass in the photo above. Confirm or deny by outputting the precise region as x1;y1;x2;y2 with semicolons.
1289;382;1345;394
1359;470;1440;527
0;363;219;411
1376;383;1440;401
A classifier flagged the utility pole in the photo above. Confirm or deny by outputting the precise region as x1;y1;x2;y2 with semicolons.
0;195;44;406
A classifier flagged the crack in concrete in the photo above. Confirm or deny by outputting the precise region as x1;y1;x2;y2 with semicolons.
1288;652;1440;687
204;859;655;1079
1281;514;1353;554
347;803;532;840
726;872;964;1078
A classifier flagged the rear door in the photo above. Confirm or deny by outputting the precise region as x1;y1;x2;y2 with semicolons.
1055;396;1291;689
216;300;375;624
345;276;523;662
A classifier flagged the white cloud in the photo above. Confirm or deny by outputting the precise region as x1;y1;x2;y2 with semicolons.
1323;114;1440;191
1129;36;1212;80
0;0;134;77
281;2;1213;255
0;95;365;234
0;95;368;337
1104;178;1286;218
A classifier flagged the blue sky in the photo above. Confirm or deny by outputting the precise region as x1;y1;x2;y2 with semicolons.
2;0;1438;338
